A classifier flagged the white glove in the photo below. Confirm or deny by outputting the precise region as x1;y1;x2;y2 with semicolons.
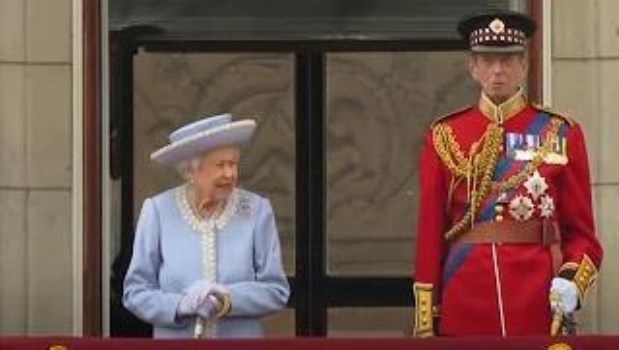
176;280;216;317
550;277;579;314
186;279;217;305
196;294;221;319
177;294;195;318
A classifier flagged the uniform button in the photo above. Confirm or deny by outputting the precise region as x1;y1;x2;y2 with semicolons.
495;215;504;222
495;205;504;213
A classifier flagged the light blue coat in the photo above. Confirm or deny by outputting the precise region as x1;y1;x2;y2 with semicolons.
123;186;290;338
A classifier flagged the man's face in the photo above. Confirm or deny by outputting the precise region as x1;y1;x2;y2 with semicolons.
468;52;528;102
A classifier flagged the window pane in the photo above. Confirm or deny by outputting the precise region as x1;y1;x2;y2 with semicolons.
325;52;477;276
328;307;413;337
132;53;296;275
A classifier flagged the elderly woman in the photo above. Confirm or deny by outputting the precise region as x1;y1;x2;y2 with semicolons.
123;113;290;339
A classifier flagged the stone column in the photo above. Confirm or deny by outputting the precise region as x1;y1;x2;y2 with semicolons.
0;0;74;335
552;0;619;334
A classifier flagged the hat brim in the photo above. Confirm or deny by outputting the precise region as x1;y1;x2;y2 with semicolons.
471;45;526;53
150;120;256;167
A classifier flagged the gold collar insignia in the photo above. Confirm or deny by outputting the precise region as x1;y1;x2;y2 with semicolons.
479;89;527;124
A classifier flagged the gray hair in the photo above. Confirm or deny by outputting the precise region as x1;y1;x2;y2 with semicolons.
175;157;203;182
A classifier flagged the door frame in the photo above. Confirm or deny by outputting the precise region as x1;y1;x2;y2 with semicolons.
83;1;545;336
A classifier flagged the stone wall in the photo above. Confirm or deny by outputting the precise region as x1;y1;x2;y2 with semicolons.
0;0;73;335
551;0;619;333
0;0;617;337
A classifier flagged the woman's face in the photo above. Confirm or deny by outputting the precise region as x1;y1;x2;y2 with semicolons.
189;146;240;202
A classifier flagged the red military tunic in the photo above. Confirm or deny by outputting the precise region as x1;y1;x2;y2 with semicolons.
412;90;603;336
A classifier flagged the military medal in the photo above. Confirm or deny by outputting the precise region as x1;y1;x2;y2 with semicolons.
543;136;568;165
506;131;568;164
506;132;537;161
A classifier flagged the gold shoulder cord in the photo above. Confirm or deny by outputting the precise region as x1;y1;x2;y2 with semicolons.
433;118;563;241
432;124;471;178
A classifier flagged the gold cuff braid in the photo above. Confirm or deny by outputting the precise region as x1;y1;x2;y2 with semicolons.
572;254;598;302
413;282;434;337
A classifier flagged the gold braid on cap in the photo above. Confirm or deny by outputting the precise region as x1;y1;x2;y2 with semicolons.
432;118;563;241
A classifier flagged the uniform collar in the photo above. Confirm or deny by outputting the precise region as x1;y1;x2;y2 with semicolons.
479;88;527;124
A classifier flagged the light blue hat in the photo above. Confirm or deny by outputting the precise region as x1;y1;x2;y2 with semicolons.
150;113;256;166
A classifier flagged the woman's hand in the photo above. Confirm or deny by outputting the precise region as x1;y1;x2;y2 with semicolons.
176;280;232;321
184;280;216;306
176;280;216;318
195;295;221;319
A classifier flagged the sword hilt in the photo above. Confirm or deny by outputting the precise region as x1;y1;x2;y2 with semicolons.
550;291;563;336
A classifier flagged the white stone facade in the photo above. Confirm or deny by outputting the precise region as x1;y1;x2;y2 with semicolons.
0;0;617;336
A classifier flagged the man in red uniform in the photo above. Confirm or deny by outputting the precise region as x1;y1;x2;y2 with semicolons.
412;11;603;337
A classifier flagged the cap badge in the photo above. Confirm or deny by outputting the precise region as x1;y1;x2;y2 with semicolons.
489;18;505;34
